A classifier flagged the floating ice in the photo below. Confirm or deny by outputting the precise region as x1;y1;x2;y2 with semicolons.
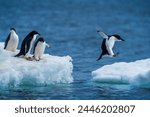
92;59;150;88
0;42;73;86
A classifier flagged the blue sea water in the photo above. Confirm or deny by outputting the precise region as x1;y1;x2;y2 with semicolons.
0;0;150;99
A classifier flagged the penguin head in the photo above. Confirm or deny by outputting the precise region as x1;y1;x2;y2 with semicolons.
10;28;16;32
37;37;45;43
29;31;40;37
110;34;125;41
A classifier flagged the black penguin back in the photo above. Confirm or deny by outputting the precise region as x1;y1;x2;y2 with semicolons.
97;39;109;61
4;33;11;49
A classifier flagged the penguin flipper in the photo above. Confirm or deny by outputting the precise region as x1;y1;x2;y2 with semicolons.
4;34;10;49
97;31;108;39
46;43;50;48
26;41;31;53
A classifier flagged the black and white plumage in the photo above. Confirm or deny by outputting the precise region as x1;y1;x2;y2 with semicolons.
4;28;19;52
33;37;50;61
15;31;40;57
97;31;125;61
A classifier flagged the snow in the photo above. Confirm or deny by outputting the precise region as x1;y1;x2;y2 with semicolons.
92;59;150;88
0;42;73;86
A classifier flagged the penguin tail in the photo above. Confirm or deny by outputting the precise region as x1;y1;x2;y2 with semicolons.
14;52;22;57
4;45;6;49
96;57;102;61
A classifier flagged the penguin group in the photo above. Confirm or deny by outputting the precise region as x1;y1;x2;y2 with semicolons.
3;28;125;62
3;28;49;61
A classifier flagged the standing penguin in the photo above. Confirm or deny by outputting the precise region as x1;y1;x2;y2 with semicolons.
15;31;40;58
4;28;19;52
33;37;50;61
97;30;125;61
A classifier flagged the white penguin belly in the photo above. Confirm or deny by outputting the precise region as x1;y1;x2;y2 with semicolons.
6;34;18;52
108;38;115;49
106;39;114;56
26;35;37;57
34;42;46;60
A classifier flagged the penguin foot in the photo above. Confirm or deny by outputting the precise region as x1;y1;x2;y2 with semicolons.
25;56;34;61
113;54;117;57
113;52;119;57
34;57;40;61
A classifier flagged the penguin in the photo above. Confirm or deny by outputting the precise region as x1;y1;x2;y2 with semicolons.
33;37;50;61
4;28;19;52
15;31;40;58
97;30;125;61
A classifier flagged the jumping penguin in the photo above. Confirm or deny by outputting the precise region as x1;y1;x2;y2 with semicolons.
4;28;19;52
97;30;125;61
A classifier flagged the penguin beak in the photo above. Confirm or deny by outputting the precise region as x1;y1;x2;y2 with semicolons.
120;38;125;41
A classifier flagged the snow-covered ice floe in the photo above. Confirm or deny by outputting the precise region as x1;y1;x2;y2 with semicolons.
92;59;150;88
0;42;73;86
